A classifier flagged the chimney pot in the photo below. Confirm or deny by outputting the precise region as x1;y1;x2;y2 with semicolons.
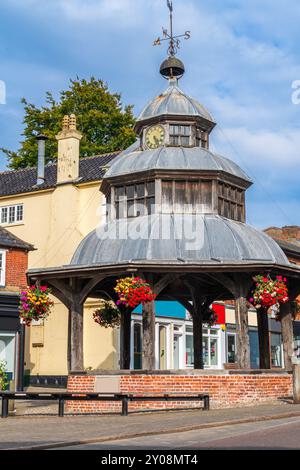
36;134;48;185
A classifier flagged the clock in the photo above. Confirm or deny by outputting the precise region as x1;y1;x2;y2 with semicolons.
145;125;165;149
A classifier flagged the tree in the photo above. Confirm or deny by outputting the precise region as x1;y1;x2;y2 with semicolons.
1;77;137;169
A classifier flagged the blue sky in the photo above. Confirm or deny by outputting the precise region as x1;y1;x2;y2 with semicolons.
0;0;300;229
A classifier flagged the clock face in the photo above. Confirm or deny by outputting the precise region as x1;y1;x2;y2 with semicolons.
145;125;165;149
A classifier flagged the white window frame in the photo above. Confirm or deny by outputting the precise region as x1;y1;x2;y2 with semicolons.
0;250;6;286
0;204;24;226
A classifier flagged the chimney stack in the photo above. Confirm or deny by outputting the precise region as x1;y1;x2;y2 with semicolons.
36;134;48;185
56;114;82;184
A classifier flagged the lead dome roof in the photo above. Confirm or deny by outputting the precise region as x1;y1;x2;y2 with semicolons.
71;214;289;267
137;80;215;124
103;146;252;183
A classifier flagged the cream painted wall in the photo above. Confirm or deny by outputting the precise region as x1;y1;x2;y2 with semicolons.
225;306;258;327
0;181;109;375
84;301;119;371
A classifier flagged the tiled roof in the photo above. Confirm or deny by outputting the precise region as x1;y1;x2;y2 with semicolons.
0;226;34;251
274;239;300;257
0;153;119;197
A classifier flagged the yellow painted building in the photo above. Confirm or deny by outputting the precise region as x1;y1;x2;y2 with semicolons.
0;116;120;380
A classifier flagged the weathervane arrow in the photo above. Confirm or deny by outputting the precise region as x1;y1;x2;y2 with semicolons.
167;0;173;13
153;0;191;57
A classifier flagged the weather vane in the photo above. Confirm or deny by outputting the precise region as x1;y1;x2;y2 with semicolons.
154;0;191;57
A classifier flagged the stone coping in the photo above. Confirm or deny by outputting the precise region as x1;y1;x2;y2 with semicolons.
70;369;292;376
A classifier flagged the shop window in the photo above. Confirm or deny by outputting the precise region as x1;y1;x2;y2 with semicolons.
186;327;220;368
133;323;142;370
0;334;15;377
173;334;180;369
0;251;6;286
271;333;283;368
159;326;167;369
185;334;194;367
249;330;260;369
210;338;218;366
226;334;236;364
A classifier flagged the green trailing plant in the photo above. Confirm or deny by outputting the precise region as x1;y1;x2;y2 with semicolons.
0;360;8;391
93;300;121;329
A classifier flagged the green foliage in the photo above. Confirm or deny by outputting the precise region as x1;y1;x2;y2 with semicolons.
1;77;136;169
0;360;8;391
93;300;121;329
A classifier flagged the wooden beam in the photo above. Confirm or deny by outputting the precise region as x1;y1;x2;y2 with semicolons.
257;308;271;369
154;274;181;296
142;301;156;370
280;302;294;371
78;274;106;304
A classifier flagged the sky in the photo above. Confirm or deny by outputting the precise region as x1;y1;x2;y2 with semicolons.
0;0;300;229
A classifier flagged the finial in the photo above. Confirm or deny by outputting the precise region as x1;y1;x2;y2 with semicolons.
69;114;77;130
153;0;190;80
63;115;70;130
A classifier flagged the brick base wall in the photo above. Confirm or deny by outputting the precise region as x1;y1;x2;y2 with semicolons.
6;249;28;288
67;372;293;414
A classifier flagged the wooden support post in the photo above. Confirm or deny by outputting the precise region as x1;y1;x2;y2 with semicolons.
142;301;156;370
293;363;300;404
257;308;271;369
280;302;294;371
192;297;204;369
235;293;251;369
69;298;84;372
120;310;131;370
67;310;72;373
192;313;203;369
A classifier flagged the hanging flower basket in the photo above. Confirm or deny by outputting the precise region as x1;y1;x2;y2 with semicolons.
19;285;54;326
291;299;300;319
93;301;121;329
204;309;218;327
114;277;157;309
249;275;289;311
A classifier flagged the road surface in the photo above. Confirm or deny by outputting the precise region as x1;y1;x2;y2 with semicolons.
57;416;300;450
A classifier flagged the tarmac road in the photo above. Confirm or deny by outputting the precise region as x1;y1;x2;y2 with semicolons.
57;416;300;450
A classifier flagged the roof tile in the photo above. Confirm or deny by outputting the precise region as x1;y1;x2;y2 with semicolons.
0;153;119;197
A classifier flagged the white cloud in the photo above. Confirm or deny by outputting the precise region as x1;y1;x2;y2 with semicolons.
214;127;300;169
2;0;160;25
1;0;300;226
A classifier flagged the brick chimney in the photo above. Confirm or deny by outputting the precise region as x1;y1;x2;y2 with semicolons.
56;114;82;184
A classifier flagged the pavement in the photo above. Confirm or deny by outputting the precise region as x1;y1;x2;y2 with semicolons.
2;397;300;450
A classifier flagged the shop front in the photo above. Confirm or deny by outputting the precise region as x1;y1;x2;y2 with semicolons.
0;293;25;389
225;317;286;370
131;301;226;370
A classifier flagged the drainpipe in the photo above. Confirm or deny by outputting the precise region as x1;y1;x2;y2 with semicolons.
36;134;48;185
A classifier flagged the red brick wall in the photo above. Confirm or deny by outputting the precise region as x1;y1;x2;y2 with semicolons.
5;249;28;289
67;373;292;414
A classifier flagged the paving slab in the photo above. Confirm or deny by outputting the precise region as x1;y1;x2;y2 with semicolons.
1;400;300;450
